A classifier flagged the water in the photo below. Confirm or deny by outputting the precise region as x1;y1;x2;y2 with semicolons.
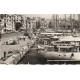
18;47;80;65
18;49;80;64
18;48;47;64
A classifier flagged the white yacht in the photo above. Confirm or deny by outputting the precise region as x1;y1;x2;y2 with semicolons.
39;36;80;60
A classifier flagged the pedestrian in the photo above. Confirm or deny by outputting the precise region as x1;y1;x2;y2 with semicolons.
23;37;25;41
6;41;8;45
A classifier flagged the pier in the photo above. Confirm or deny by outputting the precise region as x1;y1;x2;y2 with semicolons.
0;29;40;64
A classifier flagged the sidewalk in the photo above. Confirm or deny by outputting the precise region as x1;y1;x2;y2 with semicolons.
4;38;35;64
0;35;36;63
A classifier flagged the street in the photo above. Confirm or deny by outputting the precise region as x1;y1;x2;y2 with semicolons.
1;32;24;42
0;31;30;62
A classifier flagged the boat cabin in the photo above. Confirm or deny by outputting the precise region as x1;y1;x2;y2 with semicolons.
39;32;64;45
51;36;80;52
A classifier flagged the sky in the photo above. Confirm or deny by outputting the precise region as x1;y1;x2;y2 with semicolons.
25;14;52;19
25;14;78;19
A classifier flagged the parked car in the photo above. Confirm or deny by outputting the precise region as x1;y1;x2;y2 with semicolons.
19;27;26;31
18;36;26;41
6;39;17;45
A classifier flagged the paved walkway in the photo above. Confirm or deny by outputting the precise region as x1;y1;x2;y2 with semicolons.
0;32;36;60
0;29;40;64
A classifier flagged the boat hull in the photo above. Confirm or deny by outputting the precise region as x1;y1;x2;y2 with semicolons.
39;51;80;60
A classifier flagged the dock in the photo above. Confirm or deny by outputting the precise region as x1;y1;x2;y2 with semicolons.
0;29;40;64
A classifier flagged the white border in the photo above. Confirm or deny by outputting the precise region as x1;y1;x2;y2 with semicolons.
0;0;80;80
0;0;80;13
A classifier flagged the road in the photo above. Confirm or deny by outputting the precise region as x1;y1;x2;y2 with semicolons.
0;31;26;60
1;32;24;41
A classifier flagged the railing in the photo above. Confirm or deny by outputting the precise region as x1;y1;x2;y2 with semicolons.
53;43;72;46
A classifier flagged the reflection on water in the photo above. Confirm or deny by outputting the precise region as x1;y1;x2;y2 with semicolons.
18;45;80;64
18;49;80;64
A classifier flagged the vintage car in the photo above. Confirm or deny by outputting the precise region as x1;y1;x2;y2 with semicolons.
5;39;18;45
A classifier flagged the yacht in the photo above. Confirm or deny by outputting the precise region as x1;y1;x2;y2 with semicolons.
38;36;80;60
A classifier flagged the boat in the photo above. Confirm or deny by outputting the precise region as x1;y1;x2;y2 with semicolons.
38;35;80;60
37;14;80;61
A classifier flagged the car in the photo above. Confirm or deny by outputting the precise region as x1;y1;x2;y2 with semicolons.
6;39;17;45
18;36;26;40
20;27;26;30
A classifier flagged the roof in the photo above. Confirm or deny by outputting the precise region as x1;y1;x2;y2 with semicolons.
60;36;80;42
52;36;59;39
41;32;63;35
57;45;73;48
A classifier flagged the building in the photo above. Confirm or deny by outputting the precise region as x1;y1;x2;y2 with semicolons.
21;15;26;29
14;14;23;30
0;14;15;32
6;14;15;30
0;14;4;31
0;14;27;32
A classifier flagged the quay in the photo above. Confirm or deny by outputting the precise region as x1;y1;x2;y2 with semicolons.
0;29;40;64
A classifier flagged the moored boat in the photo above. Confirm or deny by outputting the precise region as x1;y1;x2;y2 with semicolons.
38;35;80;60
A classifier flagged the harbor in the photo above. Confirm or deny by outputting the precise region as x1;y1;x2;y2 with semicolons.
0;14;80;64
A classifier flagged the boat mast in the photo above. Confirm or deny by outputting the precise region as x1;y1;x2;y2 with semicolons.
53;14;55;31
58;15;59;31
78;14;80;32
55;14;59;32
73;14;76;33
65;14;66;31
70;14;73;35
56;14;57;32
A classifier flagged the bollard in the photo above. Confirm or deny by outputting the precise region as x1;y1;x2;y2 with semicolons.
4;51;6;59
